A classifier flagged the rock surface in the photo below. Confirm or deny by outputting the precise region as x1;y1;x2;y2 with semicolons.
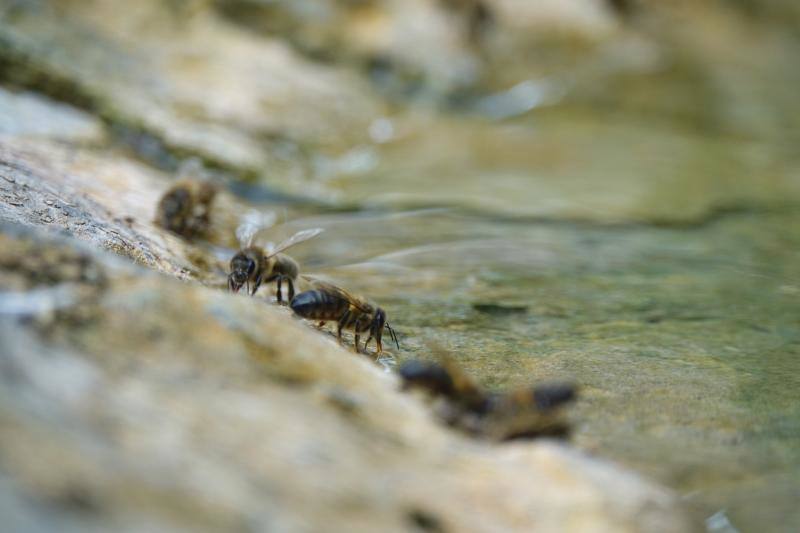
0;150;691;531
3;0;800;530
0;0;383;176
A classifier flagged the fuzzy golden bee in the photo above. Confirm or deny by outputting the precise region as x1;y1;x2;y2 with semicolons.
155;180;217;239
289;279;399;354
228;228;323;302
399;356;576;441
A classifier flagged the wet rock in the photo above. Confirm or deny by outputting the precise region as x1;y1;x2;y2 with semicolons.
0;0;383;175
213;0;620;98
0;223;692;532
215;0;482;96
0;138;204;278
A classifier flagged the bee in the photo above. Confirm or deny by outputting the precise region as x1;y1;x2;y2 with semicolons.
289;279;400;355
155;179;217;239
399;356;576;441
480;383;576;441
399;358;489;414
228;227;323;302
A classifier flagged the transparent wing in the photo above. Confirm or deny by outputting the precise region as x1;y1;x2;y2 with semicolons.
301;276;371;312
235;210;277;248
266;228;324;257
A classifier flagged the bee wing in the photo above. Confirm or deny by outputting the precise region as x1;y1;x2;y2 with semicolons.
301;276;372;312
235;210;277;248
265;228;324;258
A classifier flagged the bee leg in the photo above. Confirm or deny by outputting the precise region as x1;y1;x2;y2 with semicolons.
286;277;295;302
251;274;263;296
364;334;373;353
276;277;283;303
353;319;368;354
337;311;351;345
317;321;326;328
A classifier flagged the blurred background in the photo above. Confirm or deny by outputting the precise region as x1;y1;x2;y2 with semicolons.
1;0;800;531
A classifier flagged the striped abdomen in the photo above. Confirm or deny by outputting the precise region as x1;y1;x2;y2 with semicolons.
290;290;349;320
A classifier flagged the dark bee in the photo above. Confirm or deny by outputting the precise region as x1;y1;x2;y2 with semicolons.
399;358;488;413
481;383;576;441
399;357;576;441
228;228;322;302
289;279;399;355
155;180;217;239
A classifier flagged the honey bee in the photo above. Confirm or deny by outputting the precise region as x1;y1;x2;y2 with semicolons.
155;179;217;239
289;279;400;355
228;227;323;302
399;356;576;441
481;383;576;441
398;357;489;413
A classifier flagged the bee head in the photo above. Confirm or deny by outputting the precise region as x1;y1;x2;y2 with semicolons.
371;308;400;352
228;252;256;292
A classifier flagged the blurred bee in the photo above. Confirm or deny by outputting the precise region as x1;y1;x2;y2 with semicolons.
228;225;323;302
155;179;217;239
290;279;400;355
398;357;489;413
399;355;576;441
480;383;576;441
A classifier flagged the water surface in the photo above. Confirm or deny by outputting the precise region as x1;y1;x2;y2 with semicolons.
272;112;800;531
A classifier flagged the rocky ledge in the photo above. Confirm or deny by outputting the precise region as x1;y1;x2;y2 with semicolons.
0;136;692;531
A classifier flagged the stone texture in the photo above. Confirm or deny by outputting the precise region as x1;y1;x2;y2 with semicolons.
0;239;688;533
0;0;383;175
0;133;692;531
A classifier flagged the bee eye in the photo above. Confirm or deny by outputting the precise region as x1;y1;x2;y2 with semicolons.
247;260;256;275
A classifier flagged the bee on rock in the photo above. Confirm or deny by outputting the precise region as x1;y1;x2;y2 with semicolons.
399;355;576;441
228;225;323;302
155;180;217;239
290;279;399;355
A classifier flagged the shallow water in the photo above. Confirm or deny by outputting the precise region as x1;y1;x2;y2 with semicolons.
280;204;800;530
254;104;800;531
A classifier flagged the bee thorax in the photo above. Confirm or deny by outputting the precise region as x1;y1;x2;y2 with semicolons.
272;254;299;280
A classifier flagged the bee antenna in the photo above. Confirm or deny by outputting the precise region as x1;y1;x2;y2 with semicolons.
386;323;400;350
